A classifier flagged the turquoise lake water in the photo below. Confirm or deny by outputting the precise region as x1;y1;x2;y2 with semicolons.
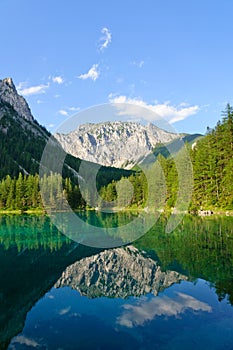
0;213;232;349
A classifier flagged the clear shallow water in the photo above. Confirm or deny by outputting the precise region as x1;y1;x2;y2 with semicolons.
0;213;233;349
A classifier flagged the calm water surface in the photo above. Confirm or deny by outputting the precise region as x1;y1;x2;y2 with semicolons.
0;213;233;349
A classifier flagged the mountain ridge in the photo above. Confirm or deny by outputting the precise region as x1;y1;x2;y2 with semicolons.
55;121;181;169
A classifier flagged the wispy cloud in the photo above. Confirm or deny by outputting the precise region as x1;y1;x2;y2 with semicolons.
108;92;118;99
47;123;54;128
132;60;145;68
17;82;50;96
58;109;69;116
58;106;80;117
109;95;199;124
117;292;212;328
99;27;112;51
59;306;71;315
52;75;64;84
68;106;80;112
78;64;100;81
10;335;39;348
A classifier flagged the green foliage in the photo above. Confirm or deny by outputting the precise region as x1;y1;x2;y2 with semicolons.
0;173;42;211
0;173;85;211
100;172;148;209
100;104;233;211
191;104;233;209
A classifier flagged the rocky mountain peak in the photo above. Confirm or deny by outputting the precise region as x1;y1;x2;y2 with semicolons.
55;121;180;169
3;77;16;89
0;77;34;122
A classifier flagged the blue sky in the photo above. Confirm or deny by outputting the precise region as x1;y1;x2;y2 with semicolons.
1;0;233;134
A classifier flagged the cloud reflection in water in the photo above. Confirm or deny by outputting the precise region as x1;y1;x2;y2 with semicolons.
117;292;212;328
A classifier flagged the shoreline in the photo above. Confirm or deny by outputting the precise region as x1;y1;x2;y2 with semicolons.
0;208;232;216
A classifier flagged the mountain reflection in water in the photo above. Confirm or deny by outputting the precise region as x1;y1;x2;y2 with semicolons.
0;213;232;349
55;246;187;298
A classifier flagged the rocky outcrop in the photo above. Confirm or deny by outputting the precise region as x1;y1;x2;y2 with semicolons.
55;121;180;169
0;78;34;122
55;246;187;298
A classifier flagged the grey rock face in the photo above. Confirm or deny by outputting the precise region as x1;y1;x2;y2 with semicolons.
0;78;34;122
55;121;180;169
55;246;187;298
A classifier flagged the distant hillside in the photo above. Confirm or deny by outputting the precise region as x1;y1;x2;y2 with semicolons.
138;133;202;168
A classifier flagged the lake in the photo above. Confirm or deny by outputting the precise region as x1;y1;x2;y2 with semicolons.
0;213;233;349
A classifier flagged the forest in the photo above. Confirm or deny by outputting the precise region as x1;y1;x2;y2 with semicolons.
0;104;232;212
101;104;233;211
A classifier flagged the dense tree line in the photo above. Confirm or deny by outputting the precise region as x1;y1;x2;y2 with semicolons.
191;104;233;210
0;173;41;210
0;173;85;211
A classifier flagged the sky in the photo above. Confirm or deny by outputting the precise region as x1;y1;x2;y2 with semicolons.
1;0;233;134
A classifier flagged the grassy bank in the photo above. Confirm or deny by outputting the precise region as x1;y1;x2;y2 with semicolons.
0;208;45;215
0;207;232;216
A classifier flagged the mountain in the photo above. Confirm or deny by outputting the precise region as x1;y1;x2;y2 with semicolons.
55;246;187;298
0;78;132;186
0;78;34;122
0;77;51;178
54;121;181;169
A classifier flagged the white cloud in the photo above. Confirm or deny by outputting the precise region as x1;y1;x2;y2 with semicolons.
17;82;49;96
58;109;69;116
10;335;39;347
117;292;212;328
47;294;55;299
57;106;80;118
99;27;112;51
109;95;199;124
68;106;80;112
52;76;64;84
108;92;119;99
59;306;71;315
78;64;100;81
